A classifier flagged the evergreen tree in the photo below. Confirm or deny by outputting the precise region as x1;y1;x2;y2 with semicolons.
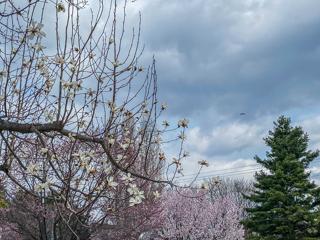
243;116;320;240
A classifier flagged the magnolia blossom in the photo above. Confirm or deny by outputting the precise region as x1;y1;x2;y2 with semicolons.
182;151;190;158
178;132;186;140
198;159;209;167
39;148;48;155
57;2;66;12
159;152;166;161
115;154;125;161
153;191;160;199
106;177;118;189
161;103;168;111
172;158;181;166
121;173;134;185
112;60;120;67
127;184;145;206
87;88;95;97
35;181;51;192
178;118;189;128
200;182;209;190
129;194;144;206
26;164;38;175
0;70;6;80
104;166;112;174
54;55;65;65
211;176;221;185
27;21;46;39
120;143;129;150
79;160;89;169
32;43;45;52
162;120;170;128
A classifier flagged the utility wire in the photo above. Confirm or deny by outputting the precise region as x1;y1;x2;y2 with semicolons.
175;159;320;183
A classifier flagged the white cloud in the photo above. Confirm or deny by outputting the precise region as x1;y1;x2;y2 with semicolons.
186;121;266;155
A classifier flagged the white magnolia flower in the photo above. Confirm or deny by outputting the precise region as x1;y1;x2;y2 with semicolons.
127;184;138;195
112;60;120;67
120;143;129;150
162;120;170;128
106;176;118;189
79;160;89;169
39;147;49;155
153;191;160;199
198;159;209;167
200;182;209;190
87;88;95;97
67;91;75;100
96;183;105;192
129;196;143;206
87;166;97;175
172;158;181;166
116;154;125;161
159;152;166;161
36;59;46;70
35;181;51;192
0;70;7;80
68;133;76;141
211;176;221;185
104;166;112;174
107;136;115;145
161;103;167;111
183;151;190;158
57;2;66;13
27;21;46;39
26;164;38;175
32;43;45;52
44;110;54;122
178;118;189;128
78;120;87;129
69;62;77;72
178;132;186;140
55;55;65;65
121;173;134;185
128;185;145;206
89;52;95;59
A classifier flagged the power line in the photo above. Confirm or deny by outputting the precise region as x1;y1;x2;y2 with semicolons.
176;163;260;179
175;159;320;183
176;158;320;179
176;168;262;183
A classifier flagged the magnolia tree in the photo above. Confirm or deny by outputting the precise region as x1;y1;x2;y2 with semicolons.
0;0;205;239
152;189;245;240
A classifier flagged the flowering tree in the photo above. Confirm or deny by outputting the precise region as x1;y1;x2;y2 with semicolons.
206;177;254;217
0;0;204;239
153;189;245;240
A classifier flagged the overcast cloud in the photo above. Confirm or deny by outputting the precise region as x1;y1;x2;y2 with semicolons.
125;0;320;181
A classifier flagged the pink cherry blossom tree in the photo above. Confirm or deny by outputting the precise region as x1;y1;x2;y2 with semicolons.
152;189;245;240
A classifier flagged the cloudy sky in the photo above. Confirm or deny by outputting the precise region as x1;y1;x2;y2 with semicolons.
126;0;320;181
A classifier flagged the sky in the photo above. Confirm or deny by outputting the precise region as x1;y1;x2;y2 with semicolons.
125;0;320;182
21;0;320;183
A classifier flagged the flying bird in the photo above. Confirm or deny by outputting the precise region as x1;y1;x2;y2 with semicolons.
240;112;246;116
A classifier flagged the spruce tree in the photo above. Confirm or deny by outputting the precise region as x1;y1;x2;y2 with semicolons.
243;116;320;240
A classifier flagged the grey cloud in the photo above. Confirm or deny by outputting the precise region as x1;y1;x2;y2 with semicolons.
137;0;320;121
